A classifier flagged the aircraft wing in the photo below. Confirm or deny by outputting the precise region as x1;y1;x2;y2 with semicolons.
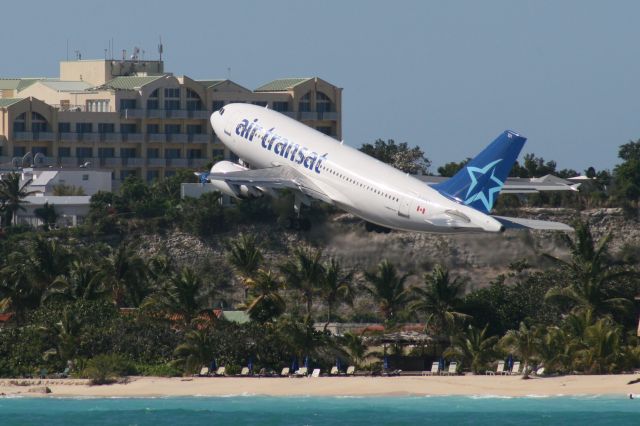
207;165;333;204
492;215;573;231
419;174;580;194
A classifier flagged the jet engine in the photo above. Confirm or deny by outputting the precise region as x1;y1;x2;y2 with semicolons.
207;161;263;199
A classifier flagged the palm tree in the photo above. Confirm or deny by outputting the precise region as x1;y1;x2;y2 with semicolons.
363;260;411;322
28;236;73;291
574;318;622;374
500;322;537;374
280;246;324;318
143;267;211;326
445;324;499;374
410;265;469;334
173;329;217;374
534;326;571;374
320;258;354;331
245;269;285;323
0;251;41;324
34;202;58;230
340;332;372;367
43;260;107;303
544;221;634;318
98;243;149;307
228;234;263;300
0;172;37;226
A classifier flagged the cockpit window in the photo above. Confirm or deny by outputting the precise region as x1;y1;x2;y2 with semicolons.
219;107;225;115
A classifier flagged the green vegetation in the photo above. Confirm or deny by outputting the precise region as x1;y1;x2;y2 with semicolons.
0;137;640;379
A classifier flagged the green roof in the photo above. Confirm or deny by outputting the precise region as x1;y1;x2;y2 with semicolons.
101;75;164;90
0;98;25;108
0;78;52;92
254;78;311;92
197;80;225;88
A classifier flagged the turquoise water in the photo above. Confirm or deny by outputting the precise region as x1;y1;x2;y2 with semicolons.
1;395;638;425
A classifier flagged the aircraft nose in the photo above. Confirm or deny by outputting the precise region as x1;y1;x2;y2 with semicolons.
210;108;224;137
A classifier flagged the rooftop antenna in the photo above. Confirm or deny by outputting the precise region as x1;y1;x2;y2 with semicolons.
227;67;231;80
74;50;81;60
122;49;126;61
66;39;69;61
104;48;108;59
158;36;163;61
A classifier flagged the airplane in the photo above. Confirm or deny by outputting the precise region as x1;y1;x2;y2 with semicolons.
202;103;573;233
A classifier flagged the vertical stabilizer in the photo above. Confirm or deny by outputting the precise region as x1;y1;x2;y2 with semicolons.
433;130;526;213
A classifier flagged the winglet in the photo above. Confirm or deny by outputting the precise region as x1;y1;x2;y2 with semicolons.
433;130;526;213
194;172;209;184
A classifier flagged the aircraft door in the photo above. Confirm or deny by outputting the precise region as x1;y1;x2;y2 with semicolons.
398;197;411;218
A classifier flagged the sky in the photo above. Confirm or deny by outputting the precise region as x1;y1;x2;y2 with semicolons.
2;0;639;172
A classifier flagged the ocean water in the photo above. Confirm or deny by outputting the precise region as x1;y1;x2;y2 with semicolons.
0;395;638;425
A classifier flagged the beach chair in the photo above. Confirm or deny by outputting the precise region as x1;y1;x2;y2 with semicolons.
240;367;250;376
294;367;308;377
485;360;505;376
311;368;321;378
330;366;340;375
280;367;290;377
510;361;521;375
445;362;458;376
214;366;226;376
346;366;355;376
535;367;545;376
423;362;440;376
196;366;209;377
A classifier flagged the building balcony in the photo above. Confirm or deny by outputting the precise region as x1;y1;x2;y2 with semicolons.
60;132;78;142
120;109;145;119
100;133;121;143
281;111;297;119
187;110;210;119
166;133;188;143
100;157;122;166
166;158;188;167
188;134;210;144
121;133;144;143
78;133;99;143
165;110;188;119
147;158;166;167
34;132;55;141
318;111;338;120
58;157;79;167
299;111;317;120
13;131;33;141
147;109;164;119
188;158;210;167
148;134;166;143
122;157;145;167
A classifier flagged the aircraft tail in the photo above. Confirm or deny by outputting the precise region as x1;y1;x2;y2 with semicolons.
433;130;526;213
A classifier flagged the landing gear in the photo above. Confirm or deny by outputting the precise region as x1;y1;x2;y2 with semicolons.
365;221;391;233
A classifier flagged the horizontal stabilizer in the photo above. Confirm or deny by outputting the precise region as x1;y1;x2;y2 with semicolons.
492;215;573;231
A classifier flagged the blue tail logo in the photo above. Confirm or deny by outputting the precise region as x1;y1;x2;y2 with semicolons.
433;130;526;213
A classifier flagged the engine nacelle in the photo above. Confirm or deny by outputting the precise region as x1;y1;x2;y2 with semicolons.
208;161;263;199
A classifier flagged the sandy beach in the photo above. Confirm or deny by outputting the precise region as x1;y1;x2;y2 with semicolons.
2;374;640;398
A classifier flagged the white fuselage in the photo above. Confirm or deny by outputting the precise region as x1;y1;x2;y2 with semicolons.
211;104;504;233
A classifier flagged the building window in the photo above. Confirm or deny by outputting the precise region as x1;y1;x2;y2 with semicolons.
119;99;137;110
186;124;203;134
58;122;71;133
164;124;181;134
147;148;159;158
13;113;26;132
164;88;180;110
13;146;26;156
76;147;93;158
98;148;115;158
164;148;181;159
212;149;224;159
186;89;202;111
272;101;289;112
98;123;115;134
76;123;93;133
147;170;159;182
299;93;311;112
82;174;89;181
120;123;137;134
316;92;333;113
316;126;332;136
165;170;176;178
147;89;159;110
187;149;202;159
253;101;268;107
32;112;49;132
120;170;136;181
147;124;160;134
121;148;137;158
58;147;71;157
87;99;110;112
33;146;48;155
212;100;225;111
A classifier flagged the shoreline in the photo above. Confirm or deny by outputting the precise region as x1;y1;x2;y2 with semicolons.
2;374;640;398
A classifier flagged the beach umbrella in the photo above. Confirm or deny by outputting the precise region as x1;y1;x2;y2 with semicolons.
209;359;217;372
506;354;513;370
383;355;389;370
304;355;309;369
248;356;253;374
291;357;299;372
438;357;445;372
336;357;341;372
